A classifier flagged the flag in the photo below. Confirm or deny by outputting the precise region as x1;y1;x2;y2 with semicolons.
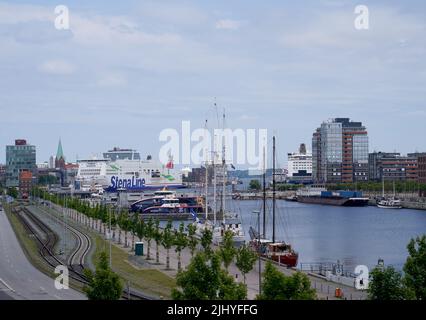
189;208;199;222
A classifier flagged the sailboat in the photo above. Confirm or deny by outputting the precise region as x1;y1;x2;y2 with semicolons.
249;136;299;267
192;111;245;247
377;177;402;209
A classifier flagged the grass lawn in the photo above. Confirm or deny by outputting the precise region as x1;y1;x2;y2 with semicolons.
92;235;176;299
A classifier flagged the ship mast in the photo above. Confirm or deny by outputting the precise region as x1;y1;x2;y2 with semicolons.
213;147;217;226
262;144;266;238
222;110;226;224
272;136;276;244
204;119;209;221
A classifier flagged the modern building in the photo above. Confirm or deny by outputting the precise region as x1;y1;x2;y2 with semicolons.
6;139;37;187
0;164;6;186
312;118;368;184
19;170;33;198
368;152;418;181
287;143;313;184
49;155;55;169
416;156;426;184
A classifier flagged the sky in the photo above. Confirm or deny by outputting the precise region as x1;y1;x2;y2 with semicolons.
0;0;425;168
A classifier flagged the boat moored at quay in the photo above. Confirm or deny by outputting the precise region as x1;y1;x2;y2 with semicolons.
296;185;369;207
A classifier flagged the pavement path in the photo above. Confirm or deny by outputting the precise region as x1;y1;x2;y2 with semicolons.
0;207;85;300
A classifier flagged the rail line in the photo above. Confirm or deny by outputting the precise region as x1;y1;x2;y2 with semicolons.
15;205;151;300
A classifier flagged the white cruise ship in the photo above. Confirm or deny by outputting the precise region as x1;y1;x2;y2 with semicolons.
75;148;184;193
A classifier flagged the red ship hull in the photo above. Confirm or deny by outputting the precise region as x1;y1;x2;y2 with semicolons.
269;253;299;268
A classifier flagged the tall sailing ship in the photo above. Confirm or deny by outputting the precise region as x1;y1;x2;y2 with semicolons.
249;136;299;268
191;112;245;247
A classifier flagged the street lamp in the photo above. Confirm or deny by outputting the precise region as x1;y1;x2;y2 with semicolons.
253;210;261;295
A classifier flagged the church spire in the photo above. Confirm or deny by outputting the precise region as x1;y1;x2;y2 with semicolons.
56;138;64;160
55;138;66;170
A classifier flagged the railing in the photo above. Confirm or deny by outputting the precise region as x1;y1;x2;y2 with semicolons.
299;262;357;278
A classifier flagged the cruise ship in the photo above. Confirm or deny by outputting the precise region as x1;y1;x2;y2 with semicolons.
75;148;184;193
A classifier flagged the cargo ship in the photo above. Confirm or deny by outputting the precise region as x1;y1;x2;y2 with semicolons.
296;185;369;207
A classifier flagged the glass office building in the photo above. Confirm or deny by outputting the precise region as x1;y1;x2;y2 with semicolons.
6;139;37;187
312;118;368;184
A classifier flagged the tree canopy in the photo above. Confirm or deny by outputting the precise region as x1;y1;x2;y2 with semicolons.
83;251;123;300
258;262;316;300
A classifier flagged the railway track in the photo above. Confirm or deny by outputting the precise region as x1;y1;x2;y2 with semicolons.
15;205;151;300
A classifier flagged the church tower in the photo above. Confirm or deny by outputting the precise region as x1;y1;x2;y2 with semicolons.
55;139;66;169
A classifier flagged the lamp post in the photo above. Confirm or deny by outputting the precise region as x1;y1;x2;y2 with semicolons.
109;206;112;268
253;210;261;295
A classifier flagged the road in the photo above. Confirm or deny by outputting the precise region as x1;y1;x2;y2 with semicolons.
0;207;85;300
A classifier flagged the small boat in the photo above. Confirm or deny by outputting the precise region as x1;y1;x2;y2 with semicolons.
377;179;402;209
377;198;402;209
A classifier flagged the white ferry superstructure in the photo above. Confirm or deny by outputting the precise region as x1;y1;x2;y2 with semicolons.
75;149;183;192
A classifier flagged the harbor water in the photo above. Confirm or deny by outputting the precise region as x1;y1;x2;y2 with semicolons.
236;199;426;271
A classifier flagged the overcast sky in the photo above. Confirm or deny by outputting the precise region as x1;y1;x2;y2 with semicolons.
0;0;425;168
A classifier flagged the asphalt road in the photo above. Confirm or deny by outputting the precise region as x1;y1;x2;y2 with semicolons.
0;208;85;300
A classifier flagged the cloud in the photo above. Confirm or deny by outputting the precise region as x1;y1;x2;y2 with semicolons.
97;74;127;87
215;19;241;30
39;60;75;75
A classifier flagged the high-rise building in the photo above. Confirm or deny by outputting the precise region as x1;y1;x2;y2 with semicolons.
369;152;418;182
312;118;368;184
6;139;37;187
287;143;313;184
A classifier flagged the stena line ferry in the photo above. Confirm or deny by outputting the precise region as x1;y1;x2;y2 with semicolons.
75;148;184;193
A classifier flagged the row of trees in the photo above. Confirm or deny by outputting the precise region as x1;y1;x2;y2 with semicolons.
172;228;317;300
368;235;426;300
34;187;318;300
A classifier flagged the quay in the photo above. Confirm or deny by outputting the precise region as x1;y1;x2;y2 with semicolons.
233;190;426;210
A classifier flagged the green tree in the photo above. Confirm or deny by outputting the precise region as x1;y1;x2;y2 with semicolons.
368;266;407;300
187;223;198;257
219;230;236;271
200;227;213;256
172;252;246;300
7;187;18;199
235;245;258;284
249;179;261;191
174;222;188;271
144;218;155;260
258;262;316;300
153;219;162;264
135;218;145;242
161;220;175;270
403;235;426;300
83;251;123;300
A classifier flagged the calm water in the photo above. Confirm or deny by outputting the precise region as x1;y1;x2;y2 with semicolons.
166;186;426;271
236;200;426;271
